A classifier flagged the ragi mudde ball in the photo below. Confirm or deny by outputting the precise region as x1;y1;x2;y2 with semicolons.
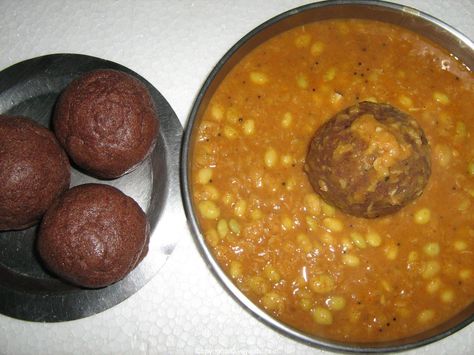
37;183;150;288
305;101;431;218
53;69;158;179
0;115;70;231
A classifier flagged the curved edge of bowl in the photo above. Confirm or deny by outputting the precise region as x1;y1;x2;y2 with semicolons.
180;0;474;352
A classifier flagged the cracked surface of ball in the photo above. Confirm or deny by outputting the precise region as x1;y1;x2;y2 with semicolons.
37;183;150;288
0;115;70;231
54;69;158;179
305;102;431;218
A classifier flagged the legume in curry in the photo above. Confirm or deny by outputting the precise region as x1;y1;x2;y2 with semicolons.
191;19;474;342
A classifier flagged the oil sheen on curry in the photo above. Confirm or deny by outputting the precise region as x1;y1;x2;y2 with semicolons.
191;19;474;342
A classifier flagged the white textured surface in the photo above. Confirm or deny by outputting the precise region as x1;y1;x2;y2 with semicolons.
0;1;473;354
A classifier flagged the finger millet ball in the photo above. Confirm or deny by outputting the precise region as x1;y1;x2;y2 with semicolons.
305;101;431;218
0;115;70;231
37;183;150;288
53;69;158;179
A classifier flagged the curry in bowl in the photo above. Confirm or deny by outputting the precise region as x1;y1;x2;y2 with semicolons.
188;16;473;345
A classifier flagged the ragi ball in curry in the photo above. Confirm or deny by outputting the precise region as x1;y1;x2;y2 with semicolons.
305;101;431;218
0;115;70;231
37;183;150;288
53;69;158;179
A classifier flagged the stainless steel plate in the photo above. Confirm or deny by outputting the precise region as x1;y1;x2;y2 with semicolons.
0;54;183;322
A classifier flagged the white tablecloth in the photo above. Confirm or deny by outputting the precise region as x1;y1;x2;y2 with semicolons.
0;1;473;354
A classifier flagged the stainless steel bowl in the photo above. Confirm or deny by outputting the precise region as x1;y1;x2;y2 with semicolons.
181;1;474;352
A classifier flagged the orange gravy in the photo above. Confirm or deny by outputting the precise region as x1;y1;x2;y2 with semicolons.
191;19;474;342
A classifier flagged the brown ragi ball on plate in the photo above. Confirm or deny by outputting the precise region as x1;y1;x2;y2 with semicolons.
0;115;70;231
37;183;150;288
305;101;431;218
53;69;158;179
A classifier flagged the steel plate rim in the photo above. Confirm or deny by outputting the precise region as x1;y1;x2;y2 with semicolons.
0;53;184;322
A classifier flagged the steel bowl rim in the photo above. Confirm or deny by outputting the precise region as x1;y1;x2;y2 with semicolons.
181;0;474;352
